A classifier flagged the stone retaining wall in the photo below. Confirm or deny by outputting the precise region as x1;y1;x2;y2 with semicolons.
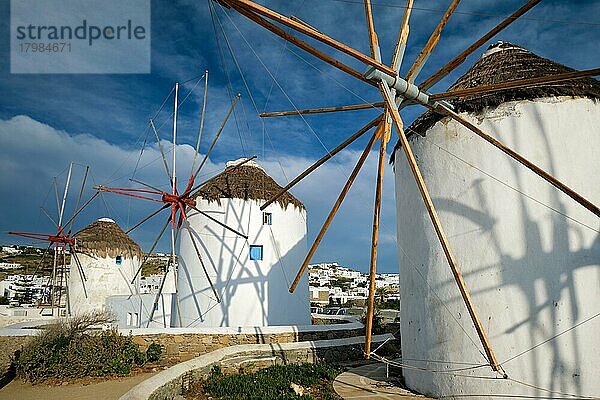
128;323;364;365
120;334;396;400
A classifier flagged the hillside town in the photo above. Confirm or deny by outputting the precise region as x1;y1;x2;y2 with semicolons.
1;246;400;313
308;262;400;308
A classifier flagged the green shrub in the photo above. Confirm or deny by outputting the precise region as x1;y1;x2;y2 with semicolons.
146;342;163;363
14;311;147;382
203;363;341;400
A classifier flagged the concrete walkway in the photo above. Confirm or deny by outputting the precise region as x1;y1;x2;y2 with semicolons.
334;363;433;399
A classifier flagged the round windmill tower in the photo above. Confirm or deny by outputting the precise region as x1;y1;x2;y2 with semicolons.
393;42;600;398
69;218;143;315
177;158;310;327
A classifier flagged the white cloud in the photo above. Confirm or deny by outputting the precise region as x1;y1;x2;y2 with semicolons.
0;115;399;272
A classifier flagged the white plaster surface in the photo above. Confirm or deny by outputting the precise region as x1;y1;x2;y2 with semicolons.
68;252;140;315
178;197;310;327
393;97;600;398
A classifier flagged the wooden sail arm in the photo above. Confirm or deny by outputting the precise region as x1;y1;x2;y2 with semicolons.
419;0;542;91
221;0;397;78
228;3;372;86
260;114;382;211
260;102;384;118
391;0;414;72
186;221;221;302
364;117;390;358
429;68;600;101
432;103;600;218
364;0;381;61
405;0;461;83
130;215;172;284
380;81;503;373
289;131;379;293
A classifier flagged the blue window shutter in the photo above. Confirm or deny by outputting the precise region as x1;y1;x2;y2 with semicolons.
249;245;263;260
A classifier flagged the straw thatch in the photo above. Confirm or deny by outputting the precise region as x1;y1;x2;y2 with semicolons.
194;161;305;210
392;42;600;163
74;219;142;259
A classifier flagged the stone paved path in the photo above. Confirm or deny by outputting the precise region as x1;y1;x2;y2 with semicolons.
334;363;434;399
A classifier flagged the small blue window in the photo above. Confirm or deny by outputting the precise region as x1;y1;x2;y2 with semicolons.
116;255;123;265
249;245;263;261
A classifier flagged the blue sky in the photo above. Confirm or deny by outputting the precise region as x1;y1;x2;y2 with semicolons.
0;0;598;273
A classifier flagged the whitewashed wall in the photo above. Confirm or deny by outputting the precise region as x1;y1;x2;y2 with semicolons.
106;293;174;329
177;197;310;327
393;97;600;398
68;252;140;315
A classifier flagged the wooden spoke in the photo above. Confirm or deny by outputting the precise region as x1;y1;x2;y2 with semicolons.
224;0;397;77
191;71;209;178
130;215;172;284
41;207;58;228
365;116;390;359
364;0;381;61
229;4;373;86
405;0;461;83
261;114;383;211
290;15;321;33
30;242;53;279
62;192;100;231
71;249;89;300
150;118;173;182
433;103;600;218
391;0;414;72
420;0;542;91
129;178;163;193
430;68;600;101
186;221;220;302
147;270;169;327
380;82;503;373
194;94;241;180
188;156;257;197
71;249;87;282
69;165;89;233
125;204;170;235
190;205;248;239
289;131;379;293
260;102;384;118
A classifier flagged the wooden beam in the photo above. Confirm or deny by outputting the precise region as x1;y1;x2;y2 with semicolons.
364;116;390;359
231;3;373;85
364;0;381;61
391;0;414;71
430;68;600;101
289;131;379;293
186;221;220;302
259;102;385;118
261;114;382;211
433;103;600;218
224;0;398;78
419;0;541;91
290;15;321;33
194;94;241;180
380;82;503;372
406;0;461;83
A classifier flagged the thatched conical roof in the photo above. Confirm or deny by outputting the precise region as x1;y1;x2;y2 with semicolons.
392;42;600;162
74;218;142;259
194;159;305;210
